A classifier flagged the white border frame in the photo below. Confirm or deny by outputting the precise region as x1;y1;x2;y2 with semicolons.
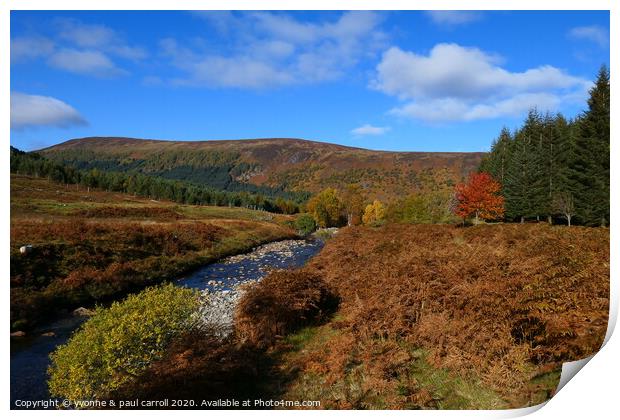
3;2;616;419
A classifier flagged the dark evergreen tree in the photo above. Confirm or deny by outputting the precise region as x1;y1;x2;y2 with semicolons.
503;134;531;222
547;114;579;223
480;126;513;188
503;110;547;222
570;65;610;226
538;112;577;222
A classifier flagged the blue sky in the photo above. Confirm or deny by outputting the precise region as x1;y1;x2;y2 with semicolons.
10;10;609;152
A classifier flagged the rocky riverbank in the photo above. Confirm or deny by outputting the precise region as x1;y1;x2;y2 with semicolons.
197;282;255;337
189;238;326;336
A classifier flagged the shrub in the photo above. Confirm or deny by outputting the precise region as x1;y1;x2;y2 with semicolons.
295;213;316;236
235;270;339;347
47;283;201;401
386;191;457;224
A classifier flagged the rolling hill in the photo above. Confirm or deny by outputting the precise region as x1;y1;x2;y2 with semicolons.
39;137;485;201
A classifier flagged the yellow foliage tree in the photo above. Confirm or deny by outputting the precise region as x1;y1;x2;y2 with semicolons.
341;183;366;226
362;200;386;226
306;188;344;228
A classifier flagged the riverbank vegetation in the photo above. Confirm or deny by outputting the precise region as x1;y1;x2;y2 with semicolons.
48;284;201;402
10;175;298;331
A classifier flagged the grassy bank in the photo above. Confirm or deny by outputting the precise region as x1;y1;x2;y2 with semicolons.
10;175;298;331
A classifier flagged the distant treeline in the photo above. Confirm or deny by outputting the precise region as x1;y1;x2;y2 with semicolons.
10;147;302;214
480;66;609;226
43;148;311;204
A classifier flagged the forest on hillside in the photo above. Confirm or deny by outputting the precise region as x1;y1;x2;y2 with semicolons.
41;146;314;204
10;148;304;215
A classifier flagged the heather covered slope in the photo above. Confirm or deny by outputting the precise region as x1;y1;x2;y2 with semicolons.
39;137;484;201
10;175;297;331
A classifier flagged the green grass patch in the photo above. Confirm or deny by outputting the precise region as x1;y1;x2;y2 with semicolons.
176;204;275;221
519;368;561;407
403;348;508;409
283;326;321;352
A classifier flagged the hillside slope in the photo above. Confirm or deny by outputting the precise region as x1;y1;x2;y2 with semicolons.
40;137;485;201
10;174;296;330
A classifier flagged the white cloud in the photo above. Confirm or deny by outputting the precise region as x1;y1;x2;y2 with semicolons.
253;40;296;58
58;20;117;48
426;11;482;26
250;10;383;45
11;36;55;62
48;48;126;77
109;44;147;61
250;12;322;44
11;92;86;130
351;124;390;136
171;55;294;88
390;93;564;122
373;43;590;123
57;19;148;60
373;44;584;100
11;19;146;77
164;11;386;88
191;11;242;35
568;25;609;48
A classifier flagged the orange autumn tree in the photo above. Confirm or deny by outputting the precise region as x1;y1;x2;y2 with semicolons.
453;172;505;224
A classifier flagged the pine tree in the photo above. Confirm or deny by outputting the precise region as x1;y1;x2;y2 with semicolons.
548;115;578;223
538;112;576;222
570;65;610;226
504;136;529;222
480;126;512;188
504;110;546;222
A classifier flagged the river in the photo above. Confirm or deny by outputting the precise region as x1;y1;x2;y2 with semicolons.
10;237;324;409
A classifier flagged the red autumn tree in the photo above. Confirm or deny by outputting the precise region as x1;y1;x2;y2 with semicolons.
453;172;505;224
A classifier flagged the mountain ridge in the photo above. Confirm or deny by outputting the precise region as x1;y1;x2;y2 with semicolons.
40;136;485;155
40;137;486;201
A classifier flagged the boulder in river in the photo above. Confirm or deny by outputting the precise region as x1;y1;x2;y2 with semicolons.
41;332;56;337
72;307;95;317
19;245;33;255
11;331;26;337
